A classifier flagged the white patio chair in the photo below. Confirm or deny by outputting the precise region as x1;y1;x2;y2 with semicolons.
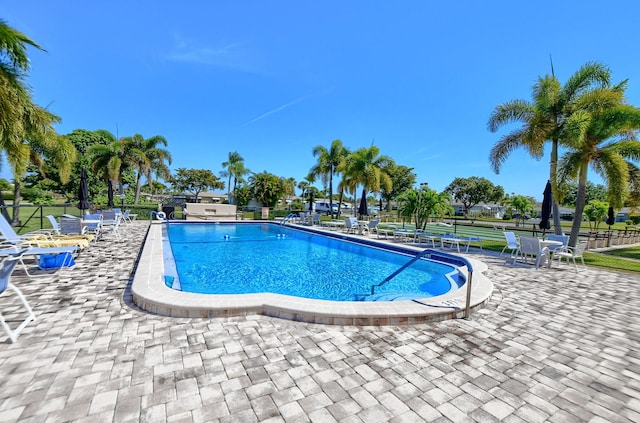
553;240;587;271
100;211;121;240
500;231;519;257
344;217;358;234
121;210;137;224
514;236;550;269
546;234;569;257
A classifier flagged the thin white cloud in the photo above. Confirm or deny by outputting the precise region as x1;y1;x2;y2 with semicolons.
164;33;254;72
420;152;443;161
244;95;310;125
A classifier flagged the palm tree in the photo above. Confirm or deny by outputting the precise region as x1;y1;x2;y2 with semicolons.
87;131;134;201
0;20;76;223
488;62;611;234
0;21;35;221
342;146;394;218
221;151;249;204
310;139;348;219
125;133;171;204
11;105;76;224
558;82;640;246
283;177;296;209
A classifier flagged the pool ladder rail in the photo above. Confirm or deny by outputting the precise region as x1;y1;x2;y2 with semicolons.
368;248;476;318
280;213;298;225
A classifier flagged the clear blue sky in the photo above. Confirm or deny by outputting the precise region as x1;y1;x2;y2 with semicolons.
4;1;640;201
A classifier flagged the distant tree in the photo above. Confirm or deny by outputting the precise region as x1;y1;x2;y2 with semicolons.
342;146;394;218
381;165;416;211
0;179;11;191
310;139;349;219
562;181;608;207
124;133;171;204
282;177;296;207
33;129;110;203
445;177;504;215
171;168;224;203
233;185;252;208
505;195;534;226
220;151;249;204
397;187;451;229
584;200;609;231
88;130;138;200
249;171;286;208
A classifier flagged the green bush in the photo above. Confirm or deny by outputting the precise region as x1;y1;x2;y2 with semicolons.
626;220;634;226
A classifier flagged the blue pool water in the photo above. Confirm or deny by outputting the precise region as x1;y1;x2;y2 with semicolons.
165;223;461;302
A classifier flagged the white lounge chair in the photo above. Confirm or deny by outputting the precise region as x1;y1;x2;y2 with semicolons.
0;254;36;342
0;244;77;277
415;231;439;248
0;214;52;245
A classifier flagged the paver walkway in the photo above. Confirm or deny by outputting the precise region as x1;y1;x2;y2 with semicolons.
0;221;638;422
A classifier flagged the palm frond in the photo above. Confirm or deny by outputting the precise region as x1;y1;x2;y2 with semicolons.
487;100;533;132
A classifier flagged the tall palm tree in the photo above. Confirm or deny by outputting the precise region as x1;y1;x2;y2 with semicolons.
342;146;394;218
310;139;348;219
488;62;611;234
283;177;296;208
125;133;171;204
0;20;76;223
87;131;134;201
221;151;249;204
558;82;640;246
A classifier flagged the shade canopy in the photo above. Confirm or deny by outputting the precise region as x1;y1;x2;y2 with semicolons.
539;180;552;231
77;167;90;211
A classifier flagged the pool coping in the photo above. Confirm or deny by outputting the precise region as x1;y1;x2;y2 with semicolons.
131;221;494;325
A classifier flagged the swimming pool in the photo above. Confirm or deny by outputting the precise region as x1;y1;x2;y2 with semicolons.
164;223;460;301
132;221;494;325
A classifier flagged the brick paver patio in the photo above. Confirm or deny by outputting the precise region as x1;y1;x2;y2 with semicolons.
0;221;638;422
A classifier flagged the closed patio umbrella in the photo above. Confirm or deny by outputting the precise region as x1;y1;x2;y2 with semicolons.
358;190;368;218
539;180;552;233
107;180;115;208
606;206;615;227
77;167;90;212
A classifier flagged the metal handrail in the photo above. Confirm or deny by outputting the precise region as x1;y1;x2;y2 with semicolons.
369;248;476;318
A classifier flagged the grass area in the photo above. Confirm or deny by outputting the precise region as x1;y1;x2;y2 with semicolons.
583;251;640;273
597;246;640;260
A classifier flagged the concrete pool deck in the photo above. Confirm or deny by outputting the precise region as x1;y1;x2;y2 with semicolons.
131;222;494;325
0;220;638;422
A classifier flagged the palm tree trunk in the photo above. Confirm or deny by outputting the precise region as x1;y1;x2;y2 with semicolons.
12;180;21;225
134;170;143;204
550;139;563;234
337;188;344;218
569;162;589;247
0;192;11;223
328;173;334;220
